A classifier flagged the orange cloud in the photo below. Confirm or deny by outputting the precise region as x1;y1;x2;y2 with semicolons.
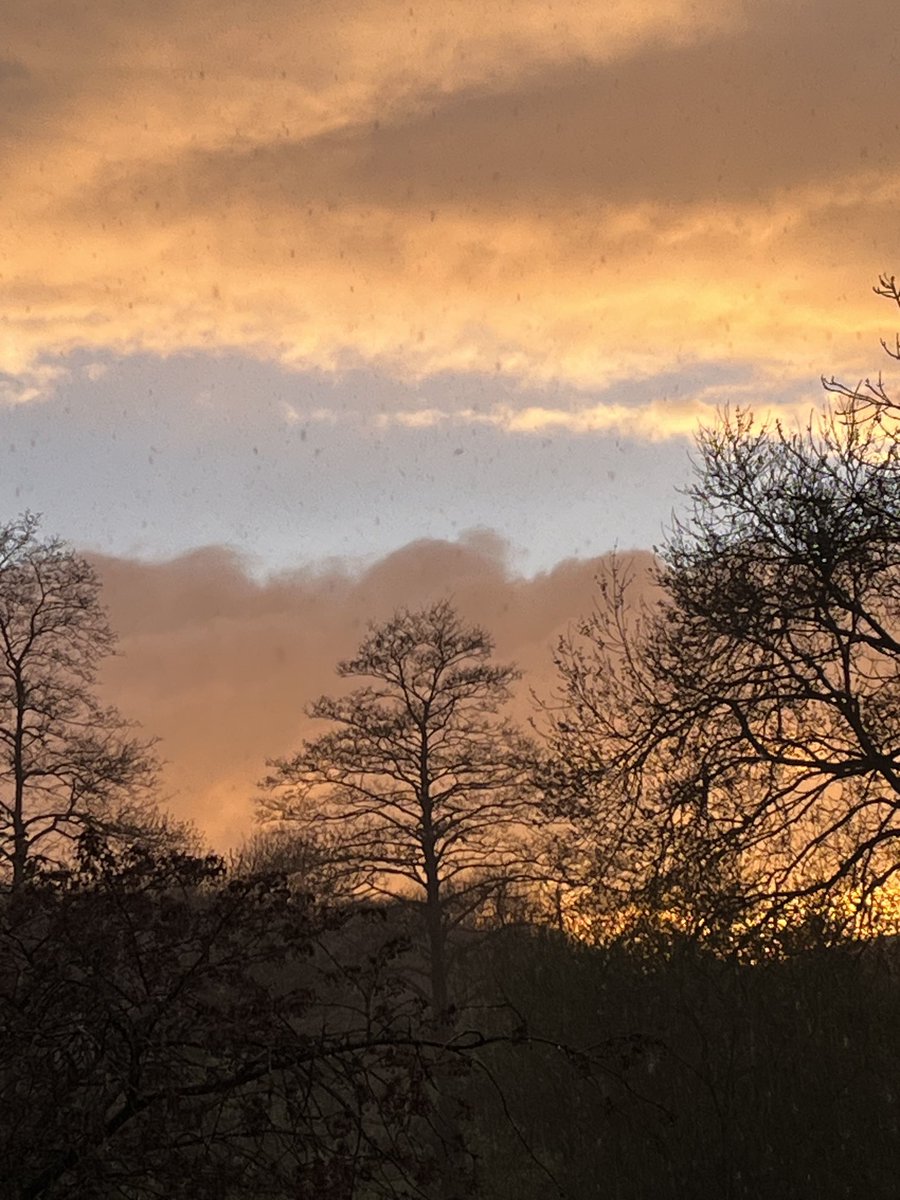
93;537;658;851
1;0;897;416
376;375;828;439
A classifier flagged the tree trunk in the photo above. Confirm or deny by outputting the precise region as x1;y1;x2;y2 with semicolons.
11;671;27;890
425;870;449;1023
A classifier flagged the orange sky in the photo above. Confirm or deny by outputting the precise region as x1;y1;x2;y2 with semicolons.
2;0;897;426
6;1;900;848
95;539;657;850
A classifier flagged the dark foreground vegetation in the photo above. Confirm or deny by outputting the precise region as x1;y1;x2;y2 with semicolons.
3;847;898;1198
6;278;900;1195
464;926;900;1199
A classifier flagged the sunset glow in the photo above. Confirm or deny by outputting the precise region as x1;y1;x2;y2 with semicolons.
4;0;899;845
3;1;895;390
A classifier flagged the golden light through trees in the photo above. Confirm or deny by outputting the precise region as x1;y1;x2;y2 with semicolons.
542;281;900;946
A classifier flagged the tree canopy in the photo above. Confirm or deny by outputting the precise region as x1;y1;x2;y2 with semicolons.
543;277;900;946
0;514;159;888
260;600;539;1016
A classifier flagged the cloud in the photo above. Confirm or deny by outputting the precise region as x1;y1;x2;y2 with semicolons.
0;363;69;406
92;535;658;851
0;0;896;399
180;6;891;217
375;374;827;439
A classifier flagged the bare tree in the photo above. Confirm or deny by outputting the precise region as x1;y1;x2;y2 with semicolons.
544;281;900;946
259;600;539;1020
0;514;158;888
231;823;364;902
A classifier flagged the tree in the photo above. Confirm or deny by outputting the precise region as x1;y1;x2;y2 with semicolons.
1;832;482;1199
543;278;900;945
0;514;158;888
231;822;364;902
259;600;539;1020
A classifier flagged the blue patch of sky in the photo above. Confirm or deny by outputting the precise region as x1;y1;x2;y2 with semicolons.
0;348;774;576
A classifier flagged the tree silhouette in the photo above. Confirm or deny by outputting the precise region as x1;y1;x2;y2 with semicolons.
0;514;158;888
260;600;539;1019
544;279;900;945
2;833;485;1199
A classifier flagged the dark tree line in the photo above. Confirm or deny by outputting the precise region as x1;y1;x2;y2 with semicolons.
2;832;528;1199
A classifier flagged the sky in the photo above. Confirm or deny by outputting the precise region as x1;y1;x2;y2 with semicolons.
3;0;899;845
95;539;658;849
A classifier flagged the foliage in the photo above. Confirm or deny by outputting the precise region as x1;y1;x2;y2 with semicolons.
231;823;364;901
1;834;479;1199
7;839;897;1199
463;926;900;1200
